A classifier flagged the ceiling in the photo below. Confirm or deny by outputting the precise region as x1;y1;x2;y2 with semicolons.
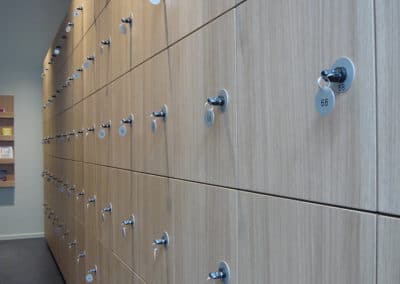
0;0;71;75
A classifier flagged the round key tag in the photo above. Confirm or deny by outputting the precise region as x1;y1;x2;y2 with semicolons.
98;129;106;139
119;125;128;137
204;108;215;128
119;23;128;34
83;60;91;70
315;86;335;116
72;72;80;80
85;273;93;283
151;119;157;133
149;0;161;4
65;25;72;33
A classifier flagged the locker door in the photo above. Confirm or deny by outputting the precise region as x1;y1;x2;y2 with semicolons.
110;0;133;81
110;71;132;170
75;221;87;284
167;11;237;186
110;254;144;284
70;0;84;49
95;88;112;166
73;162;85;232
110;168;136;270
73;41;84;105
83;25;96;98
96;165;113;249
84;163;98;243
83;94;97;163
377;216;400;284
73;102;84;161
165;0;234;44
131;0;167;67
135;174;173;283
236;0;376;209
131;51;169;176
376;0;400;215
95;4;112;89
171;180;238;284
238;192;376;284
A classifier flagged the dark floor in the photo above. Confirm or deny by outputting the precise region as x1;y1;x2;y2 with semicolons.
0;238;64;284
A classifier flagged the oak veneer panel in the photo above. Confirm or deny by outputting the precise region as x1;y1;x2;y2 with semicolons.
70;0;84;49
236;0;376;209
73;161;85;226
83;94;97;163
83;163;98;244
171;179;238;284
376;0;400;215
96;165;112;248
131;0;167;68
75;222;87;284
378;216;400;284
95;5;112;89
83;25;97;98
135;174;173;283
73;42;84;105
110;0;133;81
131;51;170;176
110;72;132;169
73;102;84;161
94;0;108;18
165;0;234;44
110;253;144;284
95;88;112;166
110;169;136;270
238;192;376;284
167;10;237;187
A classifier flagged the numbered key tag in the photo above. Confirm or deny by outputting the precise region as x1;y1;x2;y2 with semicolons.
119;23;128;34
204;108;215;128
86;274;94;283
98;129;106;139
83;60;91;70
315;86;335;116
119;124;128;137
151;119;157;133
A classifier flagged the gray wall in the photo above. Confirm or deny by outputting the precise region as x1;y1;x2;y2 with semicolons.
0;0;70;240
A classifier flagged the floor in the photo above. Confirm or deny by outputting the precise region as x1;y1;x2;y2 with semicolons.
0;238;64;284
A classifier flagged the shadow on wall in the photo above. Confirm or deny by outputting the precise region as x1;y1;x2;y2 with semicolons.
0;188;15;206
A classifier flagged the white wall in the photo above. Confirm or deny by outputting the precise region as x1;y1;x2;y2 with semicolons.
0;0;70;240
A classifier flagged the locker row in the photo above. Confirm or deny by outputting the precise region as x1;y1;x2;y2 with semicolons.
43;0;382;212
43;157;400;284
42;0;241;107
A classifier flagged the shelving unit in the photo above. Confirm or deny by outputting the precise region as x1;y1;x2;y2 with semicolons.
0;95;14;188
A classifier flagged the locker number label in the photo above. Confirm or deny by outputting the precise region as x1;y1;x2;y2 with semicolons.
98;129;106;139
86;274;94;283
315;86;335;116
119;125;128;137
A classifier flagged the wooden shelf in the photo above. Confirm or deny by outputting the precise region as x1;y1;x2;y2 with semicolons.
0;112;13;118
0;180;14;188
0;135;13;141
0;158;14;164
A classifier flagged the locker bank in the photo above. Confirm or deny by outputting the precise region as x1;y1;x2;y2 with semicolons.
0;0;399;283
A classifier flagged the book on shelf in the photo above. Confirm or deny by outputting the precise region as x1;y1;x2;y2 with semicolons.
0;146;13;159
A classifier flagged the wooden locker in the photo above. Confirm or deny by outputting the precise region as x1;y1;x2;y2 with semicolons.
70;0;84;49
135;173;173;283
238;192;376;284
95;88;112;166
235;0;376;210
376;0;400;215
94;0;108;19
110;168;136;270
110;254;144;284
75;221;87;284
96;165;113;249
377;216;400;284
165;0;234;44
73;102;84;161
167;10;237;187
73;161;85;224
83;163;98;244
83;25;97;98
131;51;170;176
95;4;112;89
110;0;133;81
130;0;167;68
171;179;238;284
83;94;97;163
73;41;84;105
110;71;132;170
